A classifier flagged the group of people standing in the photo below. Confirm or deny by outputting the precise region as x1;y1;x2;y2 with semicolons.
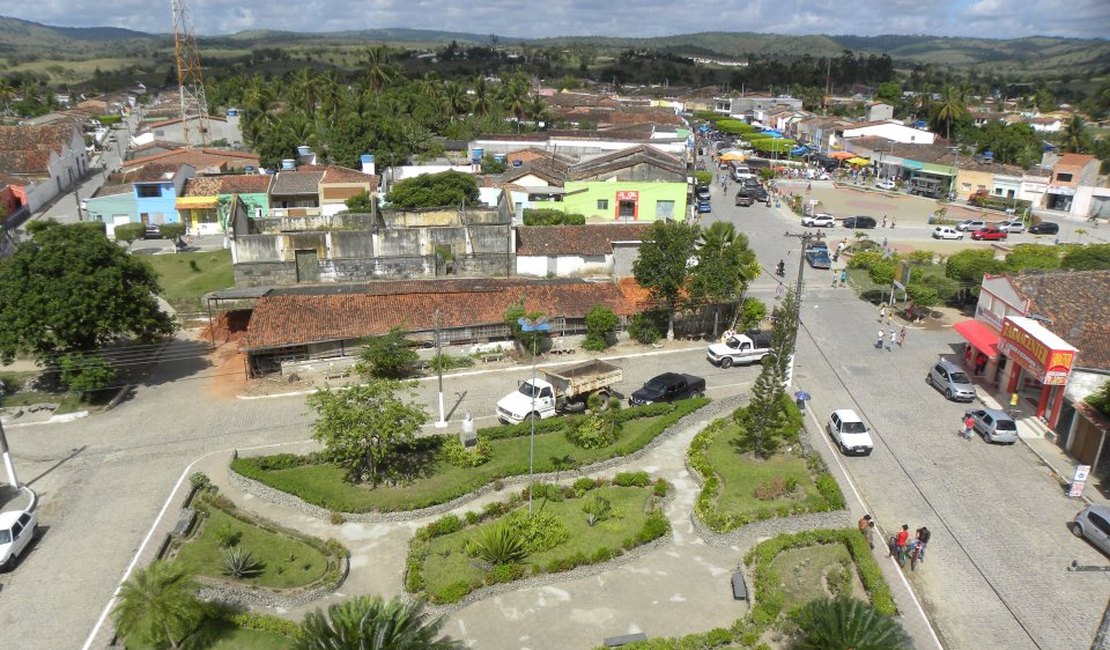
859;514;931;570
875;306;908;351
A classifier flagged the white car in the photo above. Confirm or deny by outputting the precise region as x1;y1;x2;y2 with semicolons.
802;213;836;228
957;219;986;231
826;409;874;456
875;178;897;191
0;508;37;571
932;226;963;240
998;220;1026;233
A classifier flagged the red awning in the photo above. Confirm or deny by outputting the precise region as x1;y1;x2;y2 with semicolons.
953;320;1000;359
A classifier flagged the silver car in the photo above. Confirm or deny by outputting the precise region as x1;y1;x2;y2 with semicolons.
1073;504;1110;556
964;408;1019;444
926;360;976;402
998;220;1026;233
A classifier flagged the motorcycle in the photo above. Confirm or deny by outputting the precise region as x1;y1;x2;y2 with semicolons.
775;261;786;277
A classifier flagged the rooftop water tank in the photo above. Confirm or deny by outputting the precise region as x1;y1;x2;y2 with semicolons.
281;159;296;170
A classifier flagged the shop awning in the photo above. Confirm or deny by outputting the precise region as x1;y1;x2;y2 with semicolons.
176;196;218;209
719;151;746;161
829;151;855;160
901;160;924;170
953;320;1000;359
846;157;870;165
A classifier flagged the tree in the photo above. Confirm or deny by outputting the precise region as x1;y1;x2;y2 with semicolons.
738;297;768;330
385;171;479;209
945;249;1005;298
1059;115;1093;154
113;222;146;249
1086;380;1110;418
355;327;419;379
734;289;798;458
1006;244;1061;272
504;298;547;355
58;351;117;393
790;597;911;650
0;224;176;375
344;191;374;213
159;223;186;243
690;222;759;336
307;381;429;485
112;561;207;649
297;595;461;650
931;85;969;141
583;304;619;351
633;220;699;340
1061;243;1110;270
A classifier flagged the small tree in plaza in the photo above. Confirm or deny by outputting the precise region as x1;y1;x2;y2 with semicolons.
633;220;699;340
734;288;799;458
112;561;207;649
307;380;429;485
583;304;619;351
356;327;419;379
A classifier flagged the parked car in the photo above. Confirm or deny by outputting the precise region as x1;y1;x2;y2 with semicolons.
956;219;987;232
801;213;836;228
971;227;1008;241
932;226;963;240
806;247;832;269
875;178;897;191
964;408;1019;444
749;186;769;202
695;187;711;201
1072;504;1110;556
826;409;874;456
0;508;37;571
735;191;754;207
998;220;1026;233
1029;221;1060;235
629;373;705;406
143;224;163;239
842;215;877;229
697;201;712;214
926;359;976;402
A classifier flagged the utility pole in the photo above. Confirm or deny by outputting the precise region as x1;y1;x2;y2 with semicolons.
782;230;825;388
433;309;447;428
0;419;20;488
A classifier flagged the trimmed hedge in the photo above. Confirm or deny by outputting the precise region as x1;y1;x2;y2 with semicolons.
225;611;303;639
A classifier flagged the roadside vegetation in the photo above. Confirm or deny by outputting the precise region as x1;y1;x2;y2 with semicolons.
406;474;671;604
139;249;234;313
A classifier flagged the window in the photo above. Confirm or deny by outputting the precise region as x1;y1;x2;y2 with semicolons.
656;200;675;219
597;199;609;210
1091;512;1110;535
136;184;160;198
1055;172;1073;182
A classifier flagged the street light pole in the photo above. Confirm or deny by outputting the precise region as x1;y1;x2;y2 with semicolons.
782;230;823;388
433;309;447;428
0;419;20;488
518;316;551;516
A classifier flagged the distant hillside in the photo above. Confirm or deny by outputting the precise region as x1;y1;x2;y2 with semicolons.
0;15;158;51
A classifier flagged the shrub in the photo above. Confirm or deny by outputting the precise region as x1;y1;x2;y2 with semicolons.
433;579;473;604
522;208;586;226
826;560;852;597
582;494;612;526
189;472;211;491
440;435;493;468
215;523;241;548
573;477;597;496
506;508;569;552
566;414;619;449
222;547;264;579
473;522;529;565
329;511;346;525
355;327;418;379
252;453;311;471
653;478;670;497
429;353;475;372
583;305;619;351
485;562;526;585
227;611;304;639
613;471;651;487
636;510;671;544
846;250;883;270
626;312;662;345
420;514;464;540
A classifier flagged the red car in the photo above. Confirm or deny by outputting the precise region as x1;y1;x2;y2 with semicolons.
971;227;1008;241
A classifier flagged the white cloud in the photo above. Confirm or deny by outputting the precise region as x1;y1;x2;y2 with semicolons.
6;0;1109;39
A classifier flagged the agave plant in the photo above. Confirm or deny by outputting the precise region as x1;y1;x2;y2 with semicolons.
473;522;528;566
222;547;264;579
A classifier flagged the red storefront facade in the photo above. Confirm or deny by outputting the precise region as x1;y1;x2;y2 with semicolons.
997;316;1078;426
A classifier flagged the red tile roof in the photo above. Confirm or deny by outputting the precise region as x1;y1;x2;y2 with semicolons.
1056;153;1097;168
183;174;271;196
321;165;378;191
516;224;651;256
124;147;259;172
1010;270;1110;371
0;123;79;175
241;278;637;351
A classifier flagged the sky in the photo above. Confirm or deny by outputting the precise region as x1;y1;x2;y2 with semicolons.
8;0;1110;40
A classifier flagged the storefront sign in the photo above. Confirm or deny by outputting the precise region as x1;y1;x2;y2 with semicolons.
998;318;1077;385
1069;465;1091;498
1047;184;1076;196
974;304;1003;329
616;191;639;202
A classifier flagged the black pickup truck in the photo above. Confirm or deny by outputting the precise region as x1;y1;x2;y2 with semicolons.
629;372;706;406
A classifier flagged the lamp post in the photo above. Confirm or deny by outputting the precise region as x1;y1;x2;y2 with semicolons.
518;316;551;515
433;309;447;428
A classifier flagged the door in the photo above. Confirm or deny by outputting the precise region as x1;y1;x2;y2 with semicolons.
294;249;319;283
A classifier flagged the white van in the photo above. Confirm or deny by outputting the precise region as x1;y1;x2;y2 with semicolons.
730;163;751;181
932;226;963;240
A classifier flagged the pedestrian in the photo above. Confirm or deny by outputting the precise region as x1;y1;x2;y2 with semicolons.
975;352;988;376
775;283;784;299
832;269;838;287
840;269;847;287
890;215;896;228
895;524;910;564
876;328;885;349
867;520;876;549
881;215;888;228
879;305;886;322
962;413;975;440
858;514;872;533
887;329;895;351
915;526;931;562
899;325;907;348
887;313;894;327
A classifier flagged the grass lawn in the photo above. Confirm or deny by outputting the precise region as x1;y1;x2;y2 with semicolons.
706;423;825;521
172;506;329;589
417;484;662;602
770;543;866;610
140;250;233;311
234;400;704;513
127;619;295;650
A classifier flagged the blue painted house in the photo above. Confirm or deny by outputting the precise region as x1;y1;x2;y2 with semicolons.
85;163;195;239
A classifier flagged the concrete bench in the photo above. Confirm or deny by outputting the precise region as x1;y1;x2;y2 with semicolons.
731;570;748;600
604;632;647;647
171;508;195;538
482;354;505;363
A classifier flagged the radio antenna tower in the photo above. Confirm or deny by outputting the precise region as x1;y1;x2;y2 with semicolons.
171;0;209;147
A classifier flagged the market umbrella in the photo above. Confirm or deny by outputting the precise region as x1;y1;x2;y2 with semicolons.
719;151;746;161
846;157;871;166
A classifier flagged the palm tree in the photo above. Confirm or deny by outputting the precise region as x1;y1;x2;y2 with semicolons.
297;596;462;650
364;45;394;93
790;597;911;650
1060;115;1092;153
933;85;969;142
444;82;470;120
111;561;207;649
471;77;494;117
691;222;759;336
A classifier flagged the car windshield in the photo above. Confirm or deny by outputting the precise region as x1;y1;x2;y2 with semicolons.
0;529;9;544
995;419;1017;430
517;382;543;398
642;379;668;394
842;421;867;434
950;371;971;383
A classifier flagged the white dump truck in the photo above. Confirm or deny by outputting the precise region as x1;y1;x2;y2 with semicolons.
705;330;774;368
496;359;623;424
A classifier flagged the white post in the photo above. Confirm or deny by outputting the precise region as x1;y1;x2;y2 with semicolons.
434;309;447;428
0;421;20;488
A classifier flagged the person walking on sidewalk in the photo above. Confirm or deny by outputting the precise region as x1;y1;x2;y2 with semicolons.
858;514;872;534
879;306;886;322
840;269;847;287
866;520;876;549
876;328;885;349
962;413;976;440
887;329;896;351
899;325;907;348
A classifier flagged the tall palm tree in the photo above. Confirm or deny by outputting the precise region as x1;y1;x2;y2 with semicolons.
111;561;207;649
691;222;759;336
1060;115;1092;153
364;46;394;93
790;597;911;650
471;77;494;117
444;82;470;120
297;596;462;650
933;85;969;141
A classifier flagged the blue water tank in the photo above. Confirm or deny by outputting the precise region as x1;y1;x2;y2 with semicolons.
471;147;484;162
360;153;375;165
226;108;239;117
297;145;312;157
493;153;507;163
281;159;296;170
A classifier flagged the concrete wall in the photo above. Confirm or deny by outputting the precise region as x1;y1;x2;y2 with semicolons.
249;212;377;235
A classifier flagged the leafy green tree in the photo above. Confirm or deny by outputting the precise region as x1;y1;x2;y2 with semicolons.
945;249;1005;297
874;81;902;106
1006;244;1061;272
355;327;419;379
583;305;619;351
58;351;117;393
344;191;374;212
297;595;461;650
160;223;186;243
504;298;547;354
111;561;207;649
1086;380;1110;417
1061;243;1110;270
113;222;146;248
385;171;479;209
689;222;759;335
1059;115;1093;154
0;224;176;374
633;220;700;340
738;297;768;330
790;596;911;650
734;289;798;458
306;381;429;485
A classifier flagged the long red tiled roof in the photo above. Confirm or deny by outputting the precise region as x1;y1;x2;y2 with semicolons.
0;123;78;175
241;279;637;351
517;224;651;256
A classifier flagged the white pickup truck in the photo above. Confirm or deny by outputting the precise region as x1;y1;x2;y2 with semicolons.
496;359;623;424
706;330;773;368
